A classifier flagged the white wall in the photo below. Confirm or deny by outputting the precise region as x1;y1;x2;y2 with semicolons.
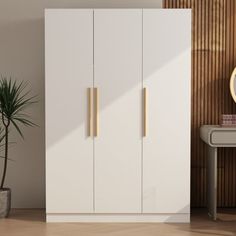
0;0;162;208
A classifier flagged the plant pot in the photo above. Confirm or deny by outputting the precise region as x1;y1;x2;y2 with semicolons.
0;188;11;218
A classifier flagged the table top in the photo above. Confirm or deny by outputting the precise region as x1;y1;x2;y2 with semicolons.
200;125;236;147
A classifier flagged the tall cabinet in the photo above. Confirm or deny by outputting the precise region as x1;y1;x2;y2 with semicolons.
45;9;191;222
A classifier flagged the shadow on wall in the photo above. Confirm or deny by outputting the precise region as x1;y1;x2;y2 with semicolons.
0;18;45;208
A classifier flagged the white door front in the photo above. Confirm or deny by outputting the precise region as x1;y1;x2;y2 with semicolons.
143;10;191;213
45;9;94;213
94;9;142;213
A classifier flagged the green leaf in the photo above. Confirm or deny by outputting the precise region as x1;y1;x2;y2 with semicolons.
0;77;38;138
11;119;24;138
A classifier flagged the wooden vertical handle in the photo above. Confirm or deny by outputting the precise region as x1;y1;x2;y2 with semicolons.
88;88;93;137
94;88;99;137
143;88;147;137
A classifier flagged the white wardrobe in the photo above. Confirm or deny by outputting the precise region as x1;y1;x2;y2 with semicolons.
45;9;191;223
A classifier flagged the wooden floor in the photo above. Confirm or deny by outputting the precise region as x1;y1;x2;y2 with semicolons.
0;209;235;236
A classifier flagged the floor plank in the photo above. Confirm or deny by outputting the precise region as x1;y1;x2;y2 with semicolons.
0;209;235;236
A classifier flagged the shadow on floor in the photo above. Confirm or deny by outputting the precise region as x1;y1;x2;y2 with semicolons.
8;208;45;222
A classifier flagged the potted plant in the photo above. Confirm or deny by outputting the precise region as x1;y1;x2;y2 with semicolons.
0;77;36;218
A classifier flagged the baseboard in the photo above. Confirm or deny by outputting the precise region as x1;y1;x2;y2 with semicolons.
46;213;190;223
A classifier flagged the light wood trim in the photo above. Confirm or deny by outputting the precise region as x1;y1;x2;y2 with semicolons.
143;88;147;137
94;88;99;137
88;88;93;137
3;209;236;233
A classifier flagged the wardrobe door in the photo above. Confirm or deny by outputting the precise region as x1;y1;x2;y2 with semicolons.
143;10;191;213
45;10;93;213
94;9;142;213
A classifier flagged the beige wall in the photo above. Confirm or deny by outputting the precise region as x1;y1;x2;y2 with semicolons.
0;0;162;208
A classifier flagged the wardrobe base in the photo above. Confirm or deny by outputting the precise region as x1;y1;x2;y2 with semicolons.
46;213;190;223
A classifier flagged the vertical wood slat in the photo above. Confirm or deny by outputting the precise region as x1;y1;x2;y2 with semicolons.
164;0;236;207
231;0;236;207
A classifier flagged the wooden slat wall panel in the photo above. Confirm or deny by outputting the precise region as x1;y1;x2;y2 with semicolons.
164;0;236;207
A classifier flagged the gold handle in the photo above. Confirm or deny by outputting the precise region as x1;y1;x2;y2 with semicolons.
143;88;147;137
88;88;93;137
94;88;99;137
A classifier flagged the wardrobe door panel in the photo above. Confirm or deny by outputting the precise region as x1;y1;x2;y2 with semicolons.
94;9;142;213
45;9;93;213
143;10;191;213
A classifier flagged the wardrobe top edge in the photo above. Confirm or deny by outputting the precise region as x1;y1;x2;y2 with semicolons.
44;8;191;11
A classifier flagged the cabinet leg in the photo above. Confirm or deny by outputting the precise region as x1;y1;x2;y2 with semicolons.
207;146;217;220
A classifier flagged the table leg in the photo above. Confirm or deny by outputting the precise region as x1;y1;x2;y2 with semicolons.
207;146;217;220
